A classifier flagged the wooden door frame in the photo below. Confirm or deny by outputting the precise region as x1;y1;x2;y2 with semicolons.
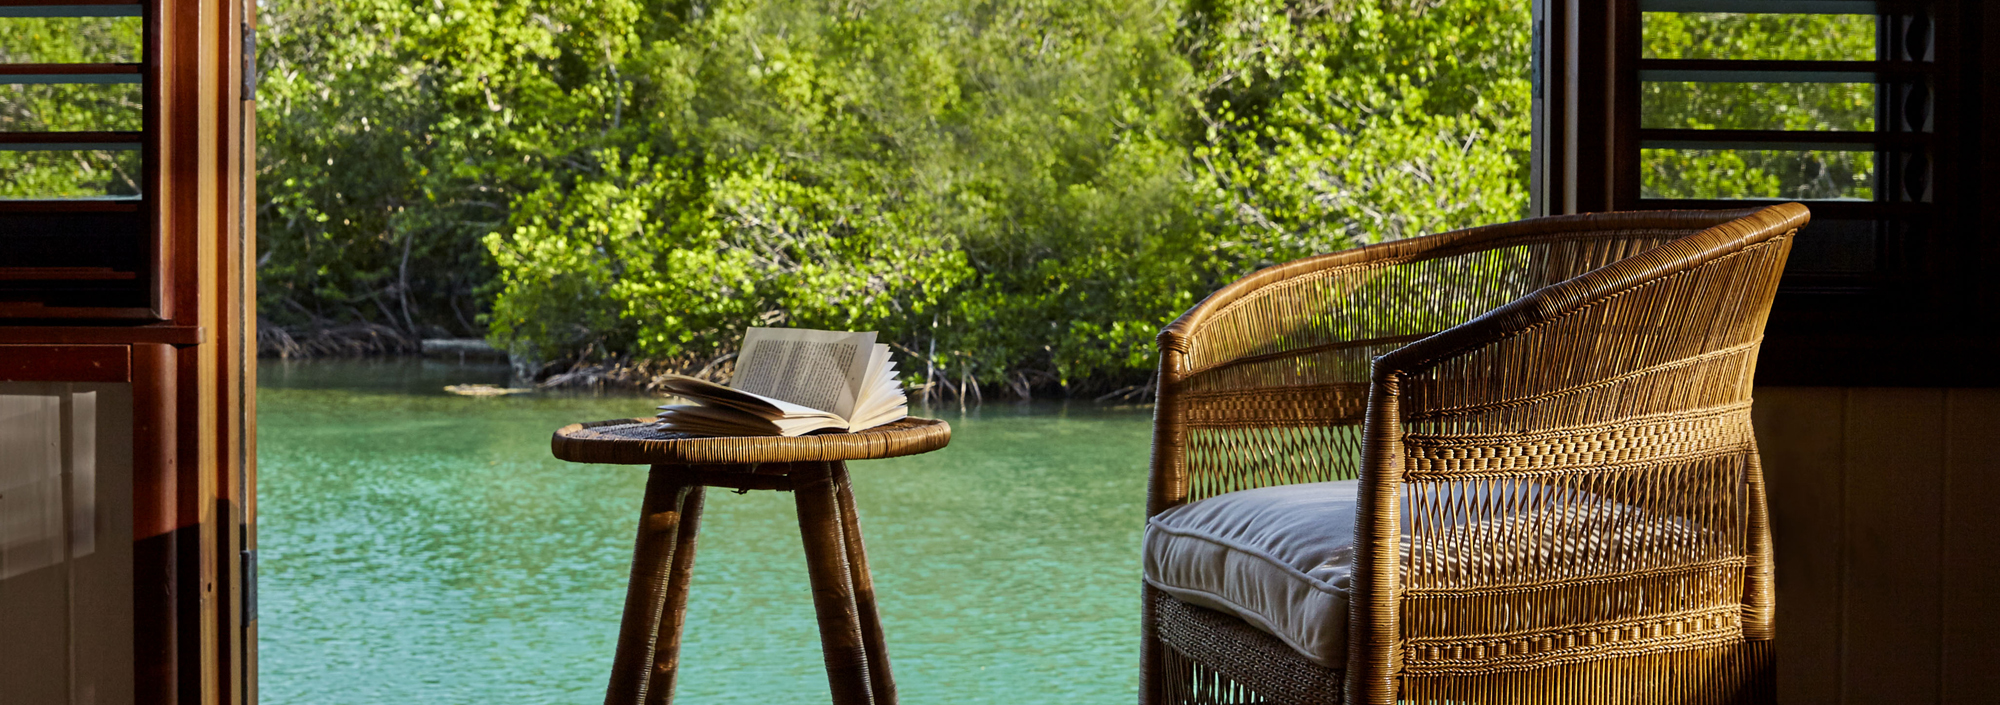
2;0;257;700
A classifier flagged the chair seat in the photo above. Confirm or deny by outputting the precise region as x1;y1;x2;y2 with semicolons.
1145;480;1703;667
1144;481;1363;667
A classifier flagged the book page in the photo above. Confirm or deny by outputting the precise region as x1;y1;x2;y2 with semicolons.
656;375;837;421
729;327;877;419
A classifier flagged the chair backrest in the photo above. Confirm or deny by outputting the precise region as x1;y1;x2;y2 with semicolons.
1152;207;1795;508
1150;204;1806;701
1350;204;1804;700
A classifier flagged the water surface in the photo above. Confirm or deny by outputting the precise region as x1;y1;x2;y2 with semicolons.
257;359;1152;703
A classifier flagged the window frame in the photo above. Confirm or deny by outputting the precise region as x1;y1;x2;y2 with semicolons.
1536;0;2000;386
1;0;165;319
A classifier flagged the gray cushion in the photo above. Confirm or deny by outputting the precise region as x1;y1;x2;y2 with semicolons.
1144;480;1361;667
1144;479;1699;667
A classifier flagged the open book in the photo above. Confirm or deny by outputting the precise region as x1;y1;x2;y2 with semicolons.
654;327;909;436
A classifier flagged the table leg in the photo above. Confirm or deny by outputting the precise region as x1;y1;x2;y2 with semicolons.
646;484;706;705
794;462;877;705
606;467;694;705
832;462;897;705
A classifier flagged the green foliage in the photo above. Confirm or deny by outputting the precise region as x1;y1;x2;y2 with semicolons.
0;17;143;198
250;0;1532;388
251;0;1539;388
1641;12;1874;61
0;1;1883;388
1638;11;1879;201
1185;0;1532;261
255;0;577;334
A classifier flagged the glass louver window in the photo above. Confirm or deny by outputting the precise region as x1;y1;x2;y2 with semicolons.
1;2;154;315
1634;0;1934;279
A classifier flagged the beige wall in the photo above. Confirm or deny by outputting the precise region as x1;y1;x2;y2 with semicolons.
0;383;134;705
1755;387;2000;704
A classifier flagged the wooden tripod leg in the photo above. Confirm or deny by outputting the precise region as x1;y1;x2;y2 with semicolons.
832;463;897;705
645;485;706;705
794;462;877;705
605;467;693;705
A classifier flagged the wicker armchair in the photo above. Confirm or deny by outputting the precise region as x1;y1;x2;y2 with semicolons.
1140;204;1808;705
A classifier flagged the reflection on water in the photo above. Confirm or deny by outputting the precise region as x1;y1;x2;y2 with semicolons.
257;359;1150;704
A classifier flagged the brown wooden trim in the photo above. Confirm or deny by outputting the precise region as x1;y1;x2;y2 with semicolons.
131;342;178;705
0;343;130;381
170;321;207;704
161;0;195;329
240;0;258;698
0;0;256;700
0;302;164;319
0;325;203;345
143;0;165;320
215;0;248;693
132;343;177;539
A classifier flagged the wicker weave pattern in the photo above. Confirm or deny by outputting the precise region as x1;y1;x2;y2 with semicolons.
1402;402;1753;476
1155;592;1344;705
1142;205;1805;704
552;416;951;465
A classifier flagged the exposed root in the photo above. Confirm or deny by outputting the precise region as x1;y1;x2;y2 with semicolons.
257;319;420;358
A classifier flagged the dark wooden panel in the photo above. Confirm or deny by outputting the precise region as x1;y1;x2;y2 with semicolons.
1563;0;1617;212
0;326;202;346
1637;58;1935;77
0;304;161;320
0;208;153;315
1752;387;1847;704
1632;199;1933;218
0;200;139;213
1638;128;1930;147
0;211;146;261
1942;389;2000;701
1640;0;1928;13
0;131;142;144
0;344;129;382
1842;388;1944;702
0;268;138;281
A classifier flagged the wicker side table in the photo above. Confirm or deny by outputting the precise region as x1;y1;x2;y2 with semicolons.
552;417;952;705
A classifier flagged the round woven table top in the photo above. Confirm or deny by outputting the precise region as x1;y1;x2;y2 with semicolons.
551;416;952;465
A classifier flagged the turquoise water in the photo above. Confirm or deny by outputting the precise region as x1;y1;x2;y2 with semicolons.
256;359;1154;704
